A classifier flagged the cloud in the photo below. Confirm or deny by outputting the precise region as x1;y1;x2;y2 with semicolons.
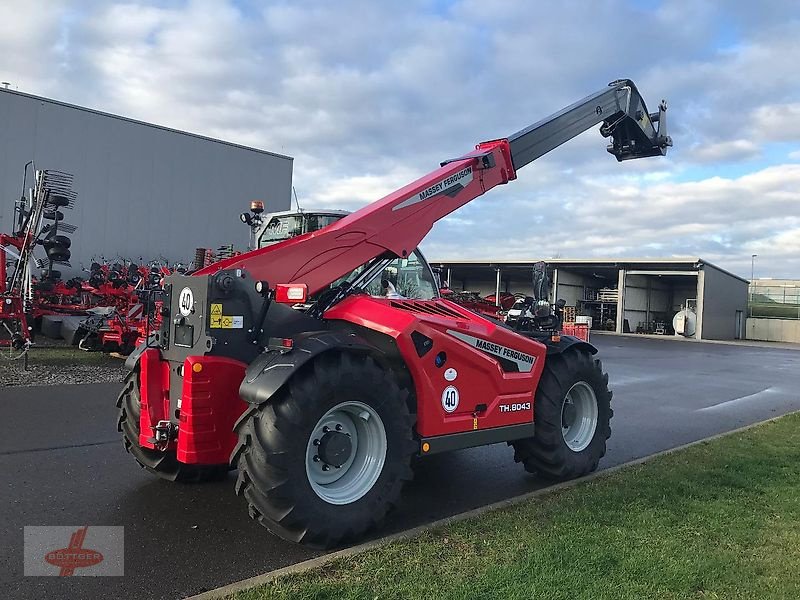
425;163;800;278
684;139;761;163
1;0;800;277
752;103;800;142
0;0;70;92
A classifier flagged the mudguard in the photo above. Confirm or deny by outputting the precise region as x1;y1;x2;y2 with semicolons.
124;335;159;371
239;330;379;406
542;335;597;356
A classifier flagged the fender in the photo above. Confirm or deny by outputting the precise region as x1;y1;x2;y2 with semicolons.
541;335;597;356
239;330;381;406
124;337;158;371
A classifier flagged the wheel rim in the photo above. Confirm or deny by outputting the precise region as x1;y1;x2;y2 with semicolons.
305;401;387;505
560;381;598;452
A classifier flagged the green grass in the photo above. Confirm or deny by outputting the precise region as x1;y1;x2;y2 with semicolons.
24;345;121;364
749;303;800;319
236;413;800;600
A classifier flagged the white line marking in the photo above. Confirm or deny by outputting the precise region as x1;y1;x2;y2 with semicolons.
698;386;783;412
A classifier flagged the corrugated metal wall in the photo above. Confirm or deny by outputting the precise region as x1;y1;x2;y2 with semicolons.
0;88;292;272
700;264;748;340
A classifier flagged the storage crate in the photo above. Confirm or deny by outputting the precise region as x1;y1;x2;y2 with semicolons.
561;322;590;342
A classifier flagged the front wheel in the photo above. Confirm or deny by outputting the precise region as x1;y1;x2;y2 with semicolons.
512;349;612;481
232;352;416;548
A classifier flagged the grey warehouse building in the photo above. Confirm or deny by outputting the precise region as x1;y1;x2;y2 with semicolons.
433;258;749;341
0;87;292;270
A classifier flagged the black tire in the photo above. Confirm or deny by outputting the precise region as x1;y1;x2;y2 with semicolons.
45;235;71;248
233;352;416;548
47;194;70;207
116;370;229;483
511;349;612;481
46;246;71;262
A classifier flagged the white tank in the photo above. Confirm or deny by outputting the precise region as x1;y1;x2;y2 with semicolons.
673;309;697;337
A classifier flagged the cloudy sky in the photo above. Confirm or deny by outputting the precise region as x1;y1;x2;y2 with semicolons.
1;0;799;278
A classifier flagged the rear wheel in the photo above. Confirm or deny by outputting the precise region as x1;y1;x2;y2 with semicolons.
116;370;229;482
233;352;416;548
512;349;612;481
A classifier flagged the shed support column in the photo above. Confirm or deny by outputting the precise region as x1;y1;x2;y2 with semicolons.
696;269;705;339
616;269;626;334
446;268;452;289
495;268;502;306
552;268;559;303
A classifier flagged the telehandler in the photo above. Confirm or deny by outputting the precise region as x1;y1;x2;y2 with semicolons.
118;79;671;546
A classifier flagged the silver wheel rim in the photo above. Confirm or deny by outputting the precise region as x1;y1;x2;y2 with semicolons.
560;381;598;452
305;401;387;505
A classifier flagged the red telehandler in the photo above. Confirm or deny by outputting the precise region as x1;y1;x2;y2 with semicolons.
118;79;671;547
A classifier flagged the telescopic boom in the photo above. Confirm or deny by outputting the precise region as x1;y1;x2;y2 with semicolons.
195;79;671;296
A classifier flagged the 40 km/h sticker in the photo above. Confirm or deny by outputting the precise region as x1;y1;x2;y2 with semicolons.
178;287;194;317
441;385;460;413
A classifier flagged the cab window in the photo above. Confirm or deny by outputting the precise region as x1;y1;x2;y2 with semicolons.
258;215;303;246
364;251;438;300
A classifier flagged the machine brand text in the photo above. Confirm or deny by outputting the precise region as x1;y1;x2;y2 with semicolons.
474;339;534;365
393;167;473;211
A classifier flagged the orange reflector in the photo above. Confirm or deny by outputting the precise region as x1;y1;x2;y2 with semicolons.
422;442;430;453
551;335;561;343
192;363;203;373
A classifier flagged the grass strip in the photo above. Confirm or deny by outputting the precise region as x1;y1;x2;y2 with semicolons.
236;412;800;600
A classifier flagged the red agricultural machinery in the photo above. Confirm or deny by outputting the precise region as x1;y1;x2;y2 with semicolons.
1;166;77;353
0;164;186;356
118;79;671;547
67;259;176;354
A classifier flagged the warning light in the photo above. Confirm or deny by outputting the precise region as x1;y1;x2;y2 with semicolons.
192;362;203;373
250;200;264;214
274;283;308;304
422;442;430;453
551;335;561;343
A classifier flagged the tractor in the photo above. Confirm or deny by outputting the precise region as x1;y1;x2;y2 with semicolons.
117;79;671;547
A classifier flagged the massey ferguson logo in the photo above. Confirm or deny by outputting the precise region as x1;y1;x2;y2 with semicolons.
392;166;473;211
446;330;536;373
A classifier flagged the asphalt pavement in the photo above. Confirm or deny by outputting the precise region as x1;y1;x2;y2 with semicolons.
2;335;800;599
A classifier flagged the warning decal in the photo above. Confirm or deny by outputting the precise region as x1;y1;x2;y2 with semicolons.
210;314;244;329
210;303;223;316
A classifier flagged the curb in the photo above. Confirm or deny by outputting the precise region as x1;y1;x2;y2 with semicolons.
592;330;800;351
187;410;800;600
